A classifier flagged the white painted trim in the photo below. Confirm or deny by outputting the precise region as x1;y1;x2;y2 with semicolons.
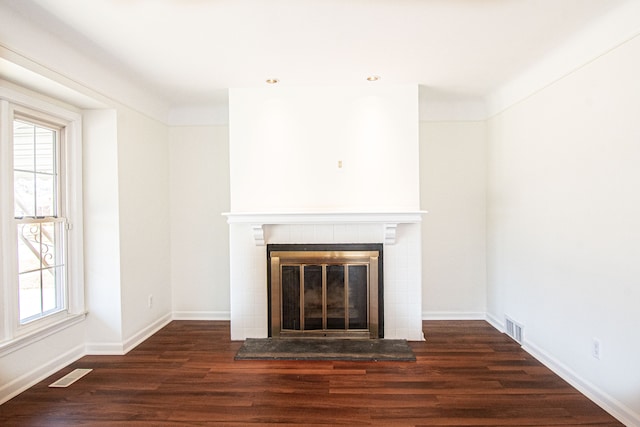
1;311;635;427
223;211;426;224
85;314;172;356
0;313;86;357
0;99;13;342
522;340;640;427
383;223;398;245
485;312;504;333
251;224;265;246
487;1;640;117
122;314;172;354
84;342;125;356
484;315;638;426
422;311;486;320
0;343;85;405
172;311;231;321
223;211;427;245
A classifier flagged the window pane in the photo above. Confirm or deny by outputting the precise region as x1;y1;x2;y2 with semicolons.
19;270;41;320
36;173;55;216
35;127;55;174
13;120;57;218
42;267;60;313
14;170;35;217
16;221;65;322
40;222;59;266
17;223;43;273
13;121;35;171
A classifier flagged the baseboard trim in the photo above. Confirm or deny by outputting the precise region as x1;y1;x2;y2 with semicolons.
422;311;486;320
172;311;231;321
84;342;125;355
0;343;85;405
123;313;173;354
5;310;636;426
485;312;504;332
85;313;173;355
522;339;639;427
483;312;638;426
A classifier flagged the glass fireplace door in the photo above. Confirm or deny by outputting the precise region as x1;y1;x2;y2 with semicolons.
271;250;379;339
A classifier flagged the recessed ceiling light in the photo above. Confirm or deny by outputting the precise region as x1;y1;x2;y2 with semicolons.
266;78;279;84
366;75;380;82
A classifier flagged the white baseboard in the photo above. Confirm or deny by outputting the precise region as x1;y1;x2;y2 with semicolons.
522;339;640;427
85;313;172;355
123;313;172;354
172;311;230;321
5;311;636;426
483;312;639;427
422;311;486;320
485;312;504;332
0;343;85;405
84;342;125;355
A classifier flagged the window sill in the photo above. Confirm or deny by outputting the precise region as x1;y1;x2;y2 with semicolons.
0;312;87;358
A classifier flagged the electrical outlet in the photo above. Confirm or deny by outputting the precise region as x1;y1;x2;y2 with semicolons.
148;294;153;308
592;338;601;360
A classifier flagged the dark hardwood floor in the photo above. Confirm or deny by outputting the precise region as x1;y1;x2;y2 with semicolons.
0;321;622;426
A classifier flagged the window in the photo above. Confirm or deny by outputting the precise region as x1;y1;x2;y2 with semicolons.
1;87;85;350
14;118;66;323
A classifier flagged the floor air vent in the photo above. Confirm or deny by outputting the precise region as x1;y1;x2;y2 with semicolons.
505;317;523;344
49;368;93;388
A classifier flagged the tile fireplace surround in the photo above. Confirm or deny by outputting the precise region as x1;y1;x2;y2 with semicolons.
224;212;426;341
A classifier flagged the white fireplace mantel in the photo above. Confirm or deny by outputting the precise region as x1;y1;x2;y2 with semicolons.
222;211;427;245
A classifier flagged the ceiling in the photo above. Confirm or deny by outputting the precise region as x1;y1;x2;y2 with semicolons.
1;0;632;112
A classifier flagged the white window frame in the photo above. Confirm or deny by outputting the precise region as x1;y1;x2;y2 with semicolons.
0;85;85;355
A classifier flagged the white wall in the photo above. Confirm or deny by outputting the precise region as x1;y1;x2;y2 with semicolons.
0;0;169;123
116;108;172;343
83;109;123;350
169;126;230;319
228;85;420;213
487;32;640;425
84;106;173;353
165;119;487;327
0;322;85;403
420;121;487;319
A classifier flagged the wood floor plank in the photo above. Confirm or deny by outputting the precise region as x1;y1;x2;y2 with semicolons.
0;320;623;426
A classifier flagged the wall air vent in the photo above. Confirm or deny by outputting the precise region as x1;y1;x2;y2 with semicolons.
505;316;523;344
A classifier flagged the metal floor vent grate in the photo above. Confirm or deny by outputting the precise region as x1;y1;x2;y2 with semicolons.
49;368;93;388
505;317;523;344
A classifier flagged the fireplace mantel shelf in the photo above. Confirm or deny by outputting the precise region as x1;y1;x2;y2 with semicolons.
222;211;427;245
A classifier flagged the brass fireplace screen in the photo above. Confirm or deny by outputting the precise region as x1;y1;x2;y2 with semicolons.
268;244;383;339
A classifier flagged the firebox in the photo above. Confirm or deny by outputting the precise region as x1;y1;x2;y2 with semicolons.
267;244;383;339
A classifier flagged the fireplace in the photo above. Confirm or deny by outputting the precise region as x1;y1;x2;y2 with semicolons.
268;244;383;339
224;211;425;342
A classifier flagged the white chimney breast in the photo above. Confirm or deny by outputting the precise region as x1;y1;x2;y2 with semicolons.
228;85;420;213
226;84;424;341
